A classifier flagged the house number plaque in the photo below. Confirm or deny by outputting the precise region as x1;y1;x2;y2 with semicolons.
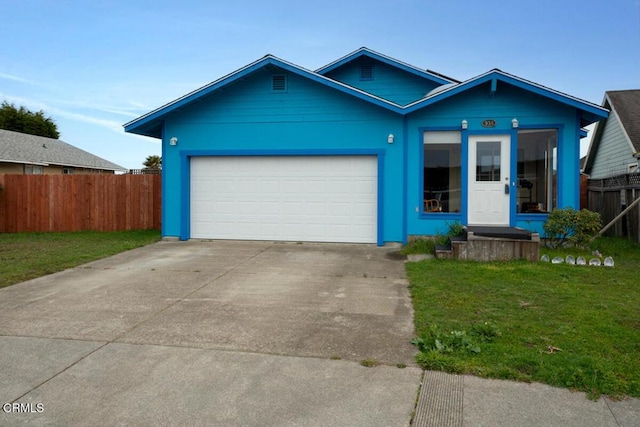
482;119;497;128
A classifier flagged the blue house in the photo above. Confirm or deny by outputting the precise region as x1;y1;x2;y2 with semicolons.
125;48;608;245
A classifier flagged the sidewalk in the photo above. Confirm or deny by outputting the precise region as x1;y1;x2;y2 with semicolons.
413;370;640;426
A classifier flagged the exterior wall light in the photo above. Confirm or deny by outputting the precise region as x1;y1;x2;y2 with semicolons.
169;137;178;146
512;118;519;128
461;120;468;130
387;134;394;144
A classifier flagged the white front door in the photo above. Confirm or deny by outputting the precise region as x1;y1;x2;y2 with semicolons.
468;135;511;225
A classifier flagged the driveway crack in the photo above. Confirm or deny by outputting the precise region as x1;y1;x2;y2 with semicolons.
8;341;110;404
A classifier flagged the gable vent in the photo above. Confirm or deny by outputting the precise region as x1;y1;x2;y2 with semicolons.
360;64;374;80
272;75;287;91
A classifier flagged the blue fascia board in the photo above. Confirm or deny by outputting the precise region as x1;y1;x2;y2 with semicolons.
124;54;405;138
405;70;609;124
315;47;456;85
125;56;275;137
125;54;609;140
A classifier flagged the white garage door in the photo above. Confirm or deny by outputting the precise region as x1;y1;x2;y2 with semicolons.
190;156;378;243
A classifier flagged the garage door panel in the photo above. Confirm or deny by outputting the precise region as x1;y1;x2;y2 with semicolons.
260;180;280;193
259;201;279;214
190;156;377;243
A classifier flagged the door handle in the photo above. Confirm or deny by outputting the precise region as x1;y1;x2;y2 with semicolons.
504;183;510;195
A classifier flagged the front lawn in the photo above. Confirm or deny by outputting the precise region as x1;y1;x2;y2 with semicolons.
406;237;640;399
0;230;161;289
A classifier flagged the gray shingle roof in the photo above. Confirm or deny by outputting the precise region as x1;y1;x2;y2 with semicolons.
0;129;125;171
607;90;640;152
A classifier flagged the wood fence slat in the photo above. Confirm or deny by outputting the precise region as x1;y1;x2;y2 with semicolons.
0;174;5;231
588;172;640;243
0;174;162;233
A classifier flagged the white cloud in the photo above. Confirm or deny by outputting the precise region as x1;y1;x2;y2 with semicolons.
0;93;125;135
0;72;33;84
50;108;124;134
53;99;142;118
0;93;139;134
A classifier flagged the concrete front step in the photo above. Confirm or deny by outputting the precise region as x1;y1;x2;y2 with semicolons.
435;227;540;262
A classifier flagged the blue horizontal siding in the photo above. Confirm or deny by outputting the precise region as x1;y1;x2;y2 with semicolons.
161;69;405;242
158;62;588;242
405;83;580;237
590;113;635;178
324;60;441;106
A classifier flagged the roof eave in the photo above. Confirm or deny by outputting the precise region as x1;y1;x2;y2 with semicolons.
404;70;609;124
0;159;49;166
124;54;404;137
124;55;278;137
582;96;611;174
0;158;124;171
605;91;639;154
315;47;457;85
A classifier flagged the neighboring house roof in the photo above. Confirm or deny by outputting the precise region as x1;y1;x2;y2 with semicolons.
124;48;609;138
0;129;126;171
315;47;458;85
583;90;640;174
580;156;587;171
607;90;640;152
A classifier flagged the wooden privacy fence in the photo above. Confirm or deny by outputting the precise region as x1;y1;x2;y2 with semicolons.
588;172;640;243
0;174;161;232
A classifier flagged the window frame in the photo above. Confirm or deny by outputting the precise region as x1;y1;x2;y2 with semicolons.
25;164;44;175
420;129;464;218
515;127;559;215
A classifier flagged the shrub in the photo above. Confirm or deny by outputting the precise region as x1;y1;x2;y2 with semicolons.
446;221;464;237
543;208;601;249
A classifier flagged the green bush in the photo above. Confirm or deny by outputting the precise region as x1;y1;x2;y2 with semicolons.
446;221;464;237
543;208;601;249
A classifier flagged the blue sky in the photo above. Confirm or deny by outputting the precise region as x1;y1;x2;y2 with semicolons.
2;0;639;169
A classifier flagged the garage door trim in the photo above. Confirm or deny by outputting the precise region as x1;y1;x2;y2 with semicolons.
179;149;385;245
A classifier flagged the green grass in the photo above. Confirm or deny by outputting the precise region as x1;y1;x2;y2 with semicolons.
0;230;161;289
360;358;379;367
406;237;640;399
400;238;438;255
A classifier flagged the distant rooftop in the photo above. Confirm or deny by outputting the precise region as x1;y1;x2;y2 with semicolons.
0;129;125;171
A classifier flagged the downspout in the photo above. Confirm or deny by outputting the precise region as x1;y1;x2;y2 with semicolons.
160;120;167;237
574;111;582;208
402;115;408;244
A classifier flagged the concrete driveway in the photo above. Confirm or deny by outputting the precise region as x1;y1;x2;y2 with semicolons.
0;241;421;426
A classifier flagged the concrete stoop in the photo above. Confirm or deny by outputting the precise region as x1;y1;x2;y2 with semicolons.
435;227;540;262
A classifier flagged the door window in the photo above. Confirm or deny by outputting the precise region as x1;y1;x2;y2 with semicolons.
476;141;501;181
